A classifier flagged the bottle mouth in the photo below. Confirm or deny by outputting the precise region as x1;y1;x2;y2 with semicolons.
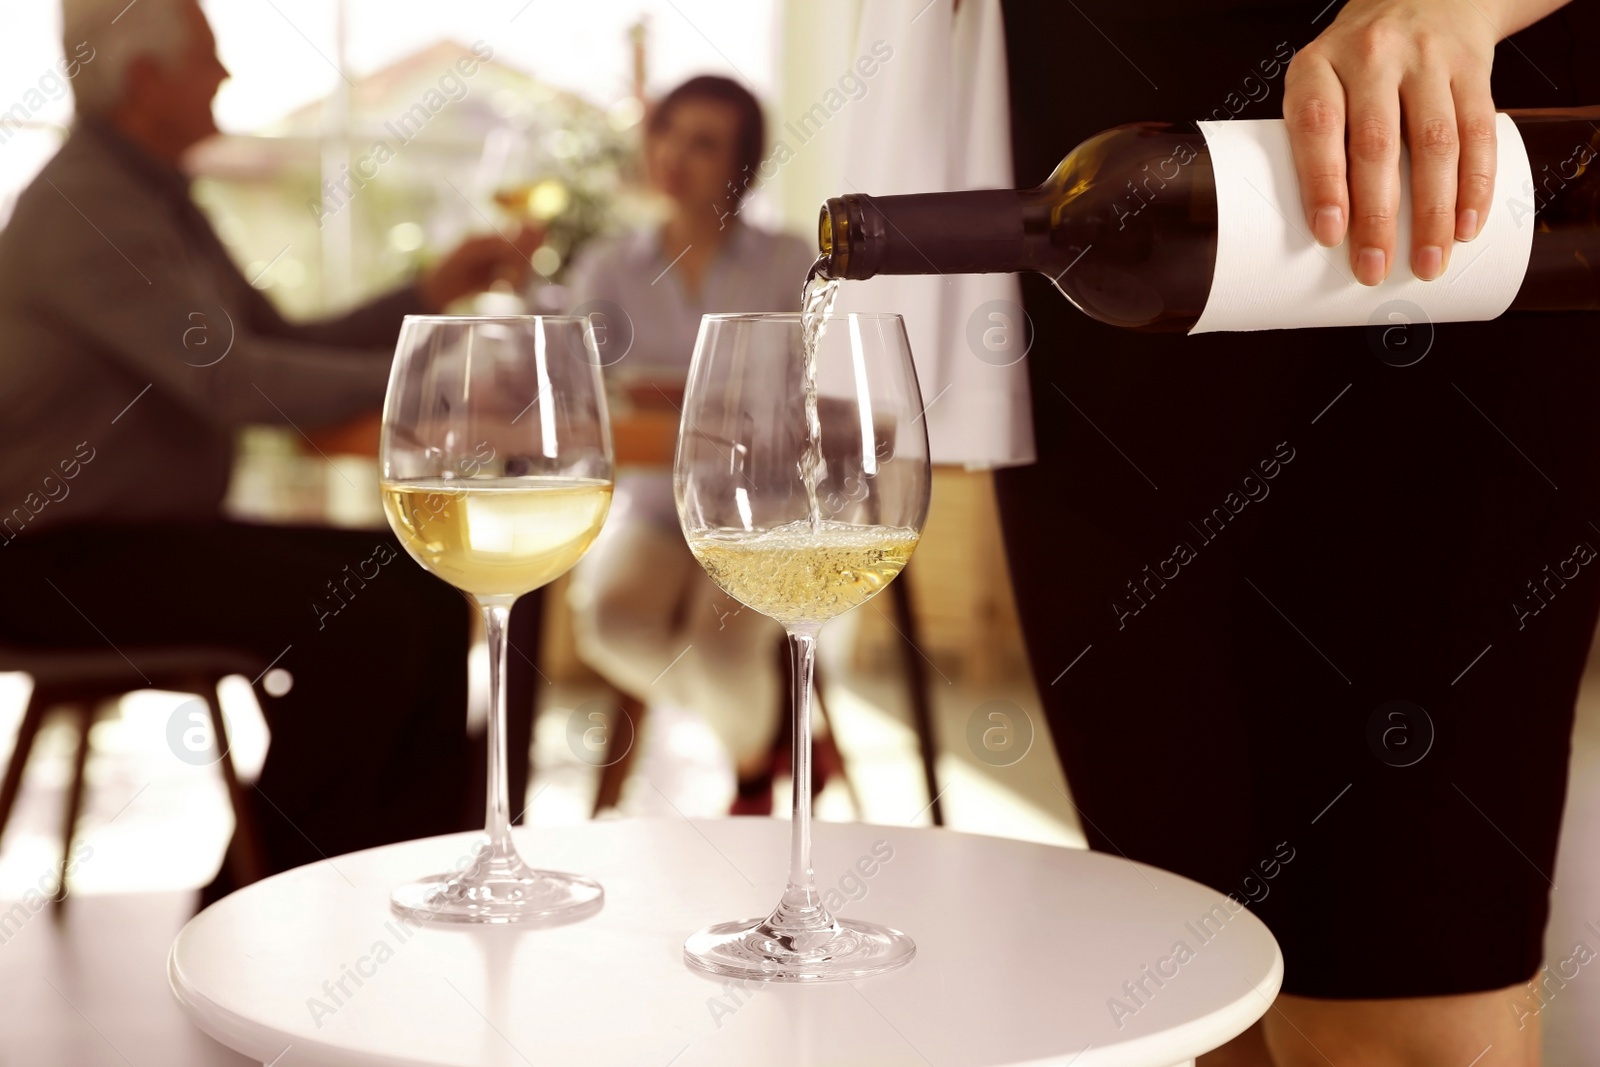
818;197;852;278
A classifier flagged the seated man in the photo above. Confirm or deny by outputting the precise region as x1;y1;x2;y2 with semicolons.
0;0;535;899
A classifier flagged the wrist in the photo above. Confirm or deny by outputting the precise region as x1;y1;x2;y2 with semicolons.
1413;0;1504;51
1453;0;1565;38
1450;0;1504;31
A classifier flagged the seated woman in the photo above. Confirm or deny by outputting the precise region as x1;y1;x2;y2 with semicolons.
564;76;820;812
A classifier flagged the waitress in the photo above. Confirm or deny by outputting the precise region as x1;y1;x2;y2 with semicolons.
997;0;1599;1061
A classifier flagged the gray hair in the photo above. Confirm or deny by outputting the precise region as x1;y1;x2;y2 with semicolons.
62;0;194;116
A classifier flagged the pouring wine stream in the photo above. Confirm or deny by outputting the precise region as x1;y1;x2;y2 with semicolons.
800;257;841;533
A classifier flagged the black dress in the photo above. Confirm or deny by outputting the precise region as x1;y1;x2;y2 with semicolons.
997;0;1600;997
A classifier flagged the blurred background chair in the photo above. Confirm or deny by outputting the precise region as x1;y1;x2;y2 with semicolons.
0;641;269;916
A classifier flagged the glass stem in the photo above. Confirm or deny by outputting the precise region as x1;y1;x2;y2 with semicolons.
773;625;829;932
481;600;515;857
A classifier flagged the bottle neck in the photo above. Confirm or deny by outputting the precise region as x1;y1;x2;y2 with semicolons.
820;190;1041;279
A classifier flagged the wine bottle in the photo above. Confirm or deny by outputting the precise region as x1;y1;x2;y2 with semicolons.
815;108;1600;332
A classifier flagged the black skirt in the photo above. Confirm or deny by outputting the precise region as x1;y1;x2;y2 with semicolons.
997;0;1600;997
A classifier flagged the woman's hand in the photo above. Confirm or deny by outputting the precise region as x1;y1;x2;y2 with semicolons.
1283;0;1505;284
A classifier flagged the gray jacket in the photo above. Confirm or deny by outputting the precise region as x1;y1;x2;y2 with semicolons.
0;121;422;537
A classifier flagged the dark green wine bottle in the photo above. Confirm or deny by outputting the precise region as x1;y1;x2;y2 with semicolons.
816;108;1600;331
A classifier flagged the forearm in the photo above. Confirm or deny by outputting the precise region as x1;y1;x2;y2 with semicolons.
257;284;428;349
211;337;392;427
43;267;392;428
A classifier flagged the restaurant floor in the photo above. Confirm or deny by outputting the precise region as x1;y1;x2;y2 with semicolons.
1;639;1595;1064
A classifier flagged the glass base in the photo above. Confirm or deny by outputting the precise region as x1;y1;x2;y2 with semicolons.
390;838;604;926
684;914;915;982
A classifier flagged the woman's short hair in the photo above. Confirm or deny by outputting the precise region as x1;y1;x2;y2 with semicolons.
647;75;765;202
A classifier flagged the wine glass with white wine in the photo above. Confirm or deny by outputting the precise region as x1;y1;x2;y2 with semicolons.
380;315;613;924
675;310;931;980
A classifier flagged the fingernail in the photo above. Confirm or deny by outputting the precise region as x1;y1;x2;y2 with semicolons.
1415;245;1443;281
1313;205;1344;247
1355;247;1386;286
1456;209;1480;241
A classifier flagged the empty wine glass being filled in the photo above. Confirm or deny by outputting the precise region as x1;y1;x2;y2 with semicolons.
674;310;932;981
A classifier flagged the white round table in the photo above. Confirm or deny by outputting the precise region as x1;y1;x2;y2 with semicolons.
169;818;1282;1067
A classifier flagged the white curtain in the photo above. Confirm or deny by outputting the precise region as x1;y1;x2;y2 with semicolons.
829;0;1035;469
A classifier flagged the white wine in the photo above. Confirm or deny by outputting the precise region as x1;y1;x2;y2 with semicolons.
688;520;919;626
381;477;612;599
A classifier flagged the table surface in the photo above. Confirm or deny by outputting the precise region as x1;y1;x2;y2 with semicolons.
168;819;1282;1067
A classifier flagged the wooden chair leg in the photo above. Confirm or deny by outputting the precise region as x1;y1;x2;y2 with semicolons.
890;571;943;826
53;701;95;920
591;693;645;817
811;659;863;819
0;688;50;852
200;681;267;888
